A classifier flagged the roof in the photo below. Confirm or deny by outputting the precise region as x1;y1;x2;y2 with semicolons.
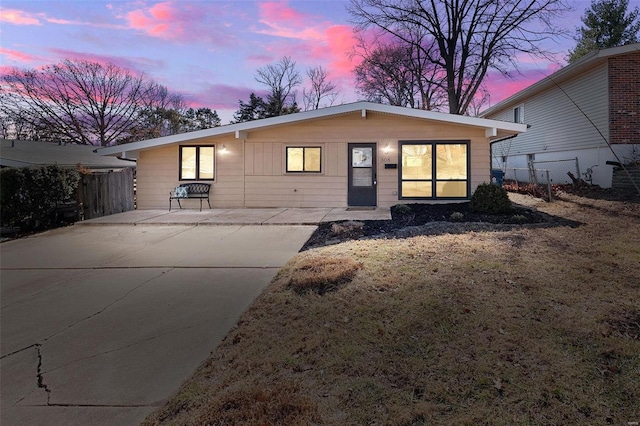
1;139;136;169
97;101;527;158
481;43;640;117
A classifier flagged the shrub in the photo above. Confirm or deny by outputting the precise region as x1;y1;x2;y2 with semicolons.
391;204;415;223
394;204;412;215
470;183;512;214
0;165;80;230
449;211;464;221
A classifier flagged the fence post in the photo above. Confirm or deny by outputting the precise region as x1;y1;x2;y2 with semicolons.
546;170;552;201
575;157;581;181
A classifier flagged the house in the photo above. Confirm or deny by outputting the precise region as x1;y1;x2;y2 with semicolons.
97;101;525;209
1;139;135;170
481;43;639;188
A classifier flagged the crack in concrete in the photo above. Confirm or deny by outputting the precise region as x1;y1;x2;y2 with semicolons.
1;269;97;310
41;269;170;344
43;319;209;375
0;343;38;360
3;270;169;407
36;344;52;405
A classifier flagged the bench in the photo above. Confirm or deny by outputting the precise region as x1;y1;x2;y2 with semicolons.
169;183;212;211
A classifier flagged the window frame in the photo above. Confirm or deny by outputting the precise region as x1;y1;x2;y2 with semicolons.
513;105;524;123
398;140;470;200
285;146;322;173
179;145;215;181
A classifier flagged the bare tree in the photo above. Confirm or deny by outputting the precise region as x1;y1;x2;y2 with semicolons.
466;84;491;117
133;82;186;140
303;66;339;110
255;56;302;116
0;59;177;146
352;32;446;110
349;0;571;115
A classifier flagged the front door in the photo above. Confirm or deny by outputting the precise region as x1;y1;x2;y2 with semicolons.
348;143;377;206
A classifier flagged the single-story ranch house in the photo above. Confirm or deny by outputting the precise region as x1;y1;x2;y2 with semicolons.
98;102;526;209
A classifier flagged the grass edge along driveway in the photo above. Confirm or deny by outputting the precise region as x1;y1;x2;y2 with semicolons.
144;194;640;426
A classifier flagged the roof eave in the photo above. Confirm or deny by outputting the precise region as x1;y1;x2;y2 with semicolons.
481;43;640;117
97;101;527;157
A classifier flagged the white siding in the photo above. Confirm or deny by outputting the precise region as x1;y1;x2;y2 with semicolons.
490;64;609;159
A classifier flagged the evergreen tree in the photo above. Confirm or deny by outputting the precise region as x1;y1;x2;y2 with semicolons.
569;0;640;62
232;93;268;123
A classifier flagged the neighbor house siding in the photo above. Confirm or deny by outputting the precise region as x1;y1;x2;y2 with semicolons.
487;63;618;186
490;64;609;159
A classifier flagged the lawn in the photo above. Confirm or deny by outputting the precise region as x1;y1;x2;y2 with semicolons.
143;192;640;425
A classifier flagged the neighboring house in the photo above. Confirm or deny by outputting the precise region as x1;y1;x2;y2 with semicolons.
97;101;525;209
481;43;639;188
1;139;135;170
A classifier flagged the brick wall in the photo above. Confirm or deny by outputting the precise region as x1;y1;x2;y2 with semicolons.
609;52;640;144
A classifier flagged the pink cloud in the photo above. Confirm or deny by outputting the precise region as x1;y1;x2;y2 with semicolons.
0;9;41;25
252;2;359;81
259;2;307;26
324;25;359;79
45;17;126;29
256;1;324;40
47;48;165;76
124;1;235;46
0;47;42;64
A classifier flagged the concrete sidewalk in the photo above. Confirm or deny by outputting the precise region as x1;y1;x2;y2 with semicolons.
1;224;316;426
78;207;391;226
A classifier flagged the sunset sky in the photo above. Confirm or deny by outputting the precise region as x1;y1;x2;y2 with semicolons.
0;0;617;123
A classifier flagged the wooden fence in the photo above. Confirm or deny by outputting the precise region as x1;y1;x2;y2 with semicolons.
78;168;135;219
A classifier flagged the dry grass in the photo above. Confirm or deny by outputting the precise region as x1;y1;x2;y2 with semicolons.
287;255;363;295
143;193;640;426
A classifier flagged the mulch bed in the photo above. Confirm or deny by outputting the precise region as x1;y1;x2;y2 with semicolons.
300;202;581;251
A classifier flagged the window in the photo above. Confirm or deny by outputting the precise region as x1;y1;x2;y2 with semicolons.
180;145;215;180
399;141;469;199
286;147;321;173
513;106;524;123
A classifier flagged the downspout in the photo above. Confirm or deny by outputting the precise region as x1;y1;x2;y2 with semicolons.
489;133;521;172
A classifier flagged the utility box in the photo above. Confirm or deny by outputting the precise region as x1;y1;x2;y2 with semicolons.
491;169;504;186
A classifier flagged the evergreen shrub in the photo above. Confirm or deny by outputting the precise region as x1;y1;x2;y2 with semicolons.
470;183;512;214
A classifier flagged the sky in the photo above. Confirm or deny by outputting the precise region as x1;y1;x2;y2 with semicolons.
0;0;631;124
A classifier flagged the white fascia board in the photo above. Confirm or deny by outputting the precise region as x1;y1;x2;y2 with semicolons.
481;43;640;118
97;101;526;157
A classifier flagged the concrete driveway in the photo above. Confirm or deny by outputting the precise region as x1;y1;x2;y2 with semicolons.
0;223;316;426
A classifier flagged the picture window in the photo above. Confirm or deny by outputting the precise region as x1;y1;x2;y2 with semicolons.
399;141;469;199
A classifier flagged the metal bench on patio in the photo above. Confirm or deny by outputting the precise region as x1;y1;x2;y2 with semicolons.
169;183;212;211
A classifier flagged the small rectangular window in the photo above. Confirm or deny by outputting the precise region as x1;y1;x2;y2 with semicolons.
286;147;321;173
180;145;215;180
513;106;523;123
